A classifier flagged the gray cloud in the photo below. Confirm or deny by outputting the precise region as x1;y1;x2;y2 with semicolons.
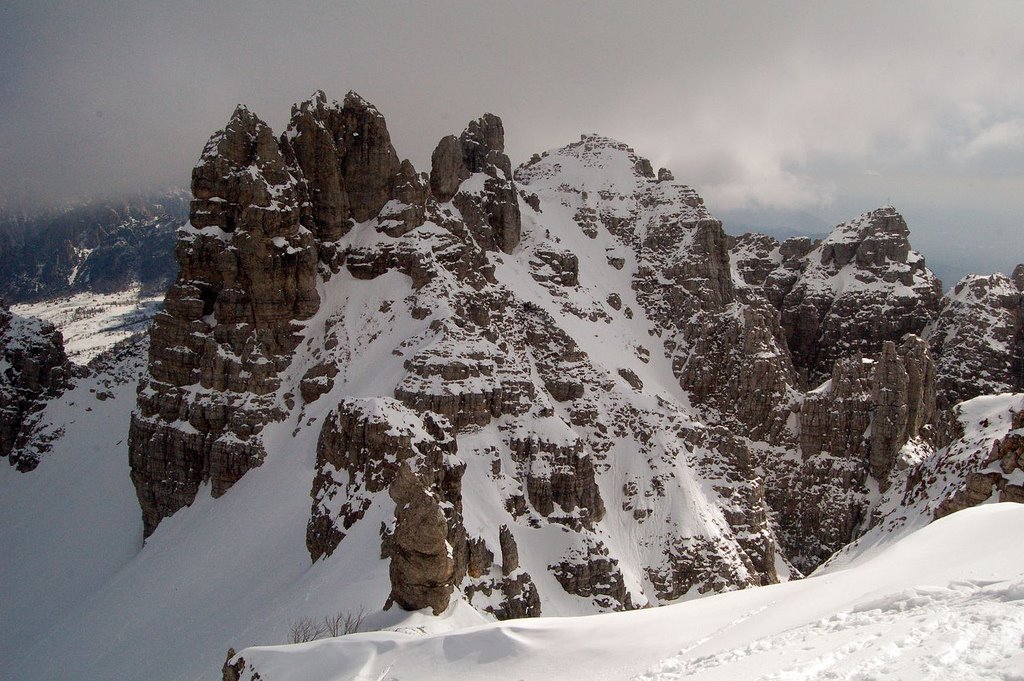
2;1;1022;280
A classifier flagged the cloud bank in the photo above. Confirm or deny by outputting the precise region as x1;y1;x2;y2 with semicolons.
2;1;1022;280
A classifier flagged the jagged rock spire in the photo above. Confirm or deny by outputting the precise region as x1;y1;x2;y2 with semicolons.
429;113;521;253
339;91;402;222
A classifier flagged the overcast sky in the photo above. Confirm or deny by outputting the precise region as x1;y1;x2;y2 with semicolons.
2;1;1022;283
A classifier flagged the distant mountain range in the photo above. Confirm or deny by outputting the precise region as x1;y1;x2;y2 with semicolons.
0;191;187;304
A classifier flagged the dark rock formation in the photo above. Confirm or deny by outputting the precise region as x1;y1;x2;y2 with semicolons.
338;92;403;223
767;334;941;571
672;301;799;441
551;540;632;610
0;301;75;470
279;90;352;242
130;103;320;537
730;232;816;310
388;462;456;614
431;114;521;253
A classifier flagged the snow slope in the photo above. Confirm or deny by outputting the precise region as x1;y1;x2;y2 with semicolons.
230;503;1024;681
0;337;146;668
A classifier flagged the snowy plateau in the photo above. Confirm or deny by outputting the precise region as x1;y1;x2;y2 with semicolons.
2;90;1023;681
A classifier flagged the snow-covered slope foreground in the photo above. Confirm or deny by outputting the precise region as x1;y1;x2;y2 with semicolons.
228;503;1024;680
0;337;145;669
12;286;163;362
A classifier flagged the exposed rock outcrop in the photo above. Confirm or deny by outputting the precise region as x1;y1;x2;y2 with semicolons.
935;409;1024;516
777;207;942;385
388;462;456;614
1;301;75;470
926;270;1024;406
130;103;321;537
766;334;941;571
431;114;521;253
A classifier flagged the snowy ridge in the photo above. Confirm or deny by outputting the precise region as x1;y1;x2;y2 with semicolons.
228;504;1024;681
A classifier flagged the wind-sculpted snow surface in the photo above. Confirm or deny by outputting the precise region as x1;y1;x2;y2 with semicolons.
225;505;1024;681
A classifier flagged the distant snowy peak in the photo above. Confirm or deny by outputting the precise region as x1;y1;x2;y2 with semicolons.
746;206;944;384
927;270;1024;405
516;134;710;225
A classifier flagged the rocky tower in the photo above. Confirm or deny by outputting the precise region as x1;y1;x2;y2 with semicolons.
129;103;321;537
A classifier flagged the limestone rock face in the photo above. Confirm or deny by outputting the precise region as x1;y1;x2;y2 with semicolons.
431;114;521;253
279;90;351;242
776;207;943;385
428;135;467;202
0;301;74;470
130;103;320;537
388;462;457;614
802;336;937;481
730;233;816;311
765;335;940;571
338;92;402;223
672;301;799;441
306;398;463;565
926;271;1024;406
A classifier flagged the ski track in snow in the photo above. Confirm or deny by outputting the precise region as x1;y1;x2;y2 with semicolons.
639;580;1024;681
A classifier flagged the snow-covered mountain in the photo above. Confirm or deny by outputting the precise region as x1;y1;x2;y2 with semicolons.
2;91;1022;680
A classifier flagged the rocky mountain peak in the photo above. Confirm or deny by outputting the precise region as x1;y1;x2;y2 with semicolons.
430;114;521;253
459;113;511;178
112;89;1021;652
1013;263;1024;291
771;207;943;384
818;206;913;269
926;271;1024;405
517;134;667;189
